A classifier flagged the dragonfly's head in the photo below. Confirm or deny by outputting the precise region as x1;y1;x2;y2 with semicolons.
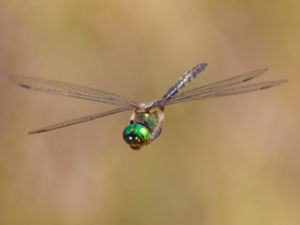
123;123;151;150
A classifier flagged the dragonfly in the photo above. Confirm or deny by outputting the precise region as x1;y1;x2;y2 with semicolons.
11;63;287;150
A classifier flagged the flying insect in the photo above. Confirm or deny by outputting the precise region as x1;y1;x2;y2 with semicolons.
11;63;287;149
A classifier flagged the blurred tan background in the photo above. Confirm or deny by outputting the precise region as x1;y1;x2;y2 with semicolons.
0;0;299;225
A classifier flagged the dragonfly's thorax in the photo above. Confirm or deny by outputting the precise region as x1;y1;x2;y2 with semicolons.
133;105;164;131
137;100;164;111
123;102;164;150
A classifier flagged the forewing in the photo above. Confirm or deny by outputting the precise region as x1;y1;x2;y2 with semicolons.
166;79;287;105
28;107;131;134
171;68;268;100
11;76;138;108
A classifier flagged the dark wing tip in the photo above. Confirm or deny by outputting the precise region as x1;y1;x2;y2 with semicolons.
260;79;288;90
19;83;32;89
28;129;46;134
241;67;268;82
10;76;32;89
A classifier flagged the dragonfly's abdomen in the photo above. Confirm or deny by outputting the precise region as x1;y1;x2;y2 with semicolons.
161;63;207;103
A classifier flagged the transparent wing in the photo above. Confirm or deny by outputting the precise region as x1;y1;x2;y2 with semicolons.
28;107;131;134
169;68;268;101
160;63;208;104
166;79;287;105
11;76;139;108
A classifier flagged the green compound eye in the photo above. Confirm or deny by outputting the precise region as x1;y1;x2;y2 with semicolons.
123;123;151;150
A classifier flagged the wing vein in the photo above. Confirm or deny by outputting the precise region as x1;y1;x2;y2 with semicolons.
29;106;131;134
169;68;268;101
11;76;138;108
166;80;287;105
